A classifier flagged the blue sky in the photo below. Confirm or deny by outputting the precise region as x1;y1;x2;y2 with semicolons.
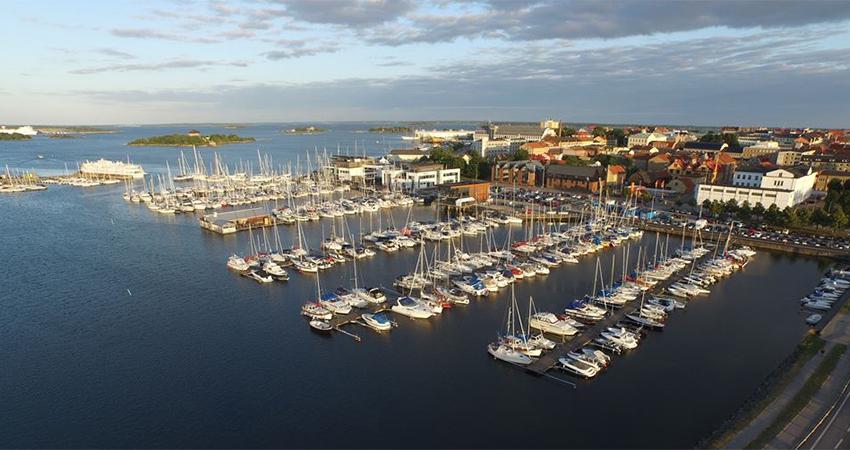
2;0;850;127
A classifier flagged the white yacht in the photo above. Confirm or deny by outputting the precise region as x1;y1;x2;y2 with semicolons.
391;296;434;319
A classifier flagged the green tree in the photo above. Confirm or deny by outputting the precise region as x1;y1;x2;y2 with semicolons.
559;127;577;137
512;148;529;161
783;207;799;227
724;199;739;215
764;204;782;225
752;202;766;217
702;199;712;212
797;207;813;226
607;128;626;146
812;207;831;228
738;201;752;222
709;200;723;217
832;208;849;230
592;126;607;137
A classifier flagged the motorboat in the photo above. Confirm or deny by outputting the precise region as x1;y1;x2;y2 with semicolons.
353;287;387;304
262;261;289;280
529;312;578;336
487;342;533;365
309;319;333;333
435;286;469;305
362;312;393;331
806;314;823;325
600;327;638;349
558;356;598;378
320;292;352;315
245;270;273;284
227;255;250;271
336;288;369;308
391;296;434;319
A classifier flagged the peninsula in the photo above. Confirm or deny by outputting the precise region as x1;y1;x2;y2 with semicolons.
128;132;255;147
0;132;32;141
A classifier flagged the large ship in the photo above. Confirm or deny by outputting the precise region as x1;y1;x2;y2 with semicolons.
79;159;146;179
0;125;38;136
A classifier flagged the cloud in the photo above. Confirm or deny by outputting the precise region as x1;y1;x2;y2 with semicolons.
69;59;249;75
95;48;135;59
360;0;850;45
70;28;850;127
272;0;416;27
262;39;340;59
110;28;220;43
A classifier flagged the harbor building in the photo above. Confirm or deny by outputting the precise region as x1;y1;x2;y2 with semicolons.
437;180;491;204
413;129;474;141
199;207;275;235
381;163;461;190
695;165;817;208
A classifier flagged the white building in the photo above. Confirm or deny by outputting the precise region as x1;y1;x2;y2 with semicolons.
414;129;474;141
472;136;523;158
394;163;460;189
697;166;817;208
627;132;668;148
388;148;428;162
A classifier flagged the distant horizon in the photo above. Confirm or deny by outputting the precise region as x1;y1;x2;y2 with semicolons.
4;119;840;131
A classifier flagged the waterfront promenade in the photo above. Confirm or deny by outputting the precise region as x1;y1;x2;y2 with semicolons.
723;306;850;449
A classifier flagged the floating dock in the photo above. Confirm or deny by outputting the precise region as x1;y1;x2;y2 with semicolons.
199;207;275;235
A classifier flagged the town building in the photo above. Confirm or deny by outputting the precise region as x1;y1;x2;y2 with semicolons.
741;141;781;159
627;132;668;148
815;170;850;191
682;141;728;155
544;165;607;193
696;165;817;208
803;153;850;172
490;160;543;186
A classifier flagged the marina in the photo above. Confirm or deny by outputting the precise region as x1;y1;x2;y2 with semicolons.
0;123;838;448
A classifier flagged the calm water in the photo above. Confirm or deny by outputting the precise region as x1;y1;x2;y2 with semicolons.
0;126;833;448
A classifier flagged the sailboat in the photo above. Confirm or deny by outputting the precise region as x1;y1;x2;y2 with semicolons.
487;287;534;365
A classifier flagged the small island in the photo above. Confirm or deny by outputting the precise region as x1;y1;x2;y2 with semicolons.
284;126;326;135
49;134;80;139
0;133;32;141
369;126;411;134
128;131;255;147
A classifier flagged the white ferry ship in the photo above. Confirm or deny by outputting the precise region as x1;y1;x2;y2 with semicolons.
79;159;146;179
0;125;38;136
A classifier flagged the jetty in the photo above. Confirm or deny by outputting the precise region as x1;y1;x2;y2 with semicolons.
526;251;714;375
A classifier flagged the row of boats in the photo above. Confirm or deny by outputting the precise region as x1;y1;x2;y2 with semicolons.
487;231;757;379
799;270;850;322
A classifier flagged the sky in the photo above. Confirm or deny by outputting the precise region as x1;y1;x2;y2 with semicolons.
1;0;849;127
